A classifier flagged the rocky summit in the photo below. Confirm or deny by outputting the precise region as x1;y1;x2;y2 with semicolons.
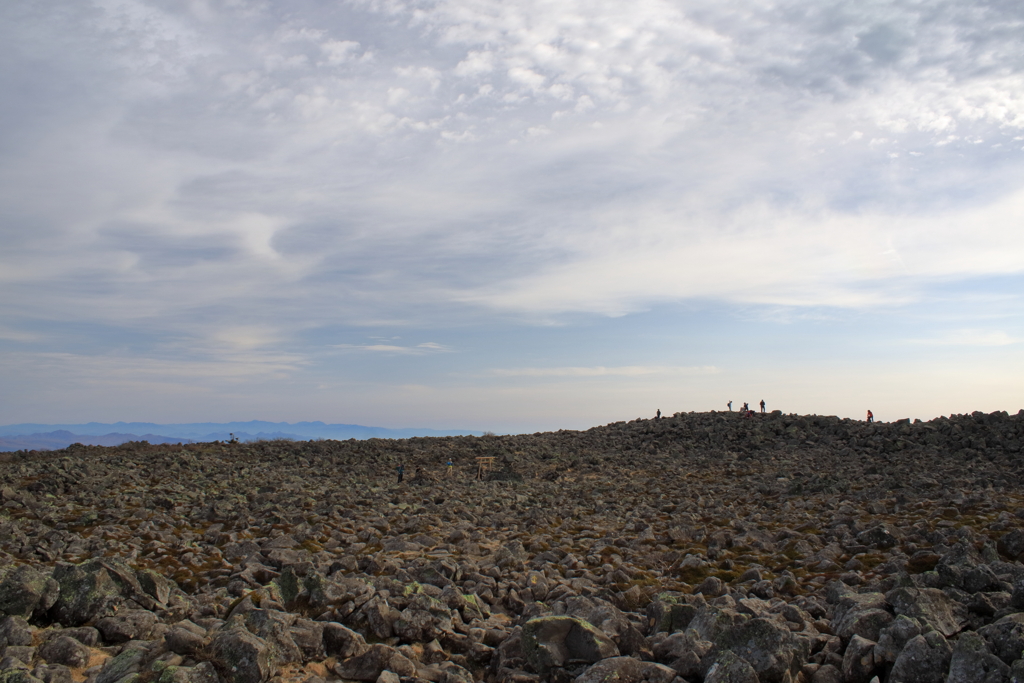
2;409;1024;683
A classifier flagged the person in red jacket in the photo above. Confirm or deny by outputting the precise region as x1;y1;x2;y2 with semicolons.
867;410;874;423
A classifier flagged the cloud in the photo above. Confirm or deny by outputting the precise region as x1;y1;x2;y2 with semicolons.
3;0;1024;425
333;343;453;354
490;366;719;378
909;330;1021;347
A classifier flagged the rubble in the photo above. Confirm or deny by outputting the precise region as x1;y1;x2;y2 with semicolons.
1;408;1024;683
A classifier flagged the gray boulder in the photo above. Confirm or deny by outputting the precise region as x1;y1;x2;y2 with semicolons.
842;634;878;683
573;657;676;683
703;650;758;683
887;588;966;638
998;530;1024;561
165;627;207;657
945;631;1008;683
96;610;158;644
889;632;952;683
0;617;33;649
688;605;748;642
521;616;619;672
332;644;416;681
0;567;58;619
979;613;1024;665
30;664;72;683
37;637;90;668
155;663;219;683
208;628;275;683
835;607;893;643
0;672;43;683
95;646;147;683
875;616;923;665
242;609;301;664
48;562;122;626
703;617;807;683
811;664;842;683
323;623;369;659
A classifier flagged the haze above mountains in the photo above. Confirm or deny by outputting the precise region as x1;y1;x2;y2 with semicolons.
0;421;481;452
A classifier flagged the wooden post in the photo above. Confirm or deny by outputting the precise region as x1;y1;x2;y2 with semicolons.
476;456;495;480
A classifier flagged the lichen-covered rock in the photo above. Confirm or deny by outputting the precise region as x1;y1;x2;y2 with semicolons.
323;622;369;659
156;662;219;683
841;634;878;683
978;613;1024;666
703;617;808;683
945;631;1008;683
165;626;207;656
242;609;301;664
703;650;758;683
888;632;952;683
874;616;923;665
572;657;676;683
209;628;275;683
0;567;58;619
521;616;619;672
96;609;158;644
886;588;966;638
95;645;148;683
0;617;33;649
48;562;121;626
136;570;172;606
37;636;90;668
332;644;416;681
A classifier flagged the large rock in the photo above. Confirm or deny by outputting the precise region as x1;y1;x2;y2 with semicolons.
688;605;749;642
573;657;676;683
841;634;878;683
209;628;275;683
521;616;619;672
165;625;207;657
978;613;1024;666
889;632;951;683
37;637;90;668
0;617;33;648
874;616;923;665
703;617;807;683
834;607;893;643
703;650;758;683
997;529;1024;561
242;609;301;664
887;588;966;638
323;623;369;659
945;631;1008;683
95;646;147;683
48;562;121;626
0;566;58;619
95;609;158;644
156;663;219;683
332;644;416;681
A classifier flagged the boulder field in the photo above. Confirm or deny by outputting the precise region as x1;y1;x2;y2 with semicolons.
2;409;1024;683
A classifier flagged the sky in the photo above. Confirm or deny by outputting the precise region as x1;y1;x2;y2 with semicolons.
2;0;1024;433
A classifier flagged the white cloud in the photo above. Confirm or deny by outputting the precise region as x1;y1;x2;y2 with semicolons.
490;366;719;377
333;343;453;354
909;330;1021;347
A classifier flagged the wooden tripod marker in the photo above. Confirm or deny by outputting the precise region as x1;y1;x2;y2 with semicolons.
475;456;495;480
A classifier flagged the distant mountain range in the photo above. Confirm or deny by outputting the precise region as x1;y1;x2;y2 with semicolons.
0;421;482;452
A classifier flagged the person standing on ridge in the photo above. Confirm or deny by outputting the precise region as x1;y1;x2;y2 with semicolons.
656;409;661;419
760;400;766;413
867;410;874;423
727;401;733;411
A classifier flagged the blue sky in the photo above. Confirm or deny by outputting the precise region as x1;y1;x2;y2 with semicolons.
2;0;1023;432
